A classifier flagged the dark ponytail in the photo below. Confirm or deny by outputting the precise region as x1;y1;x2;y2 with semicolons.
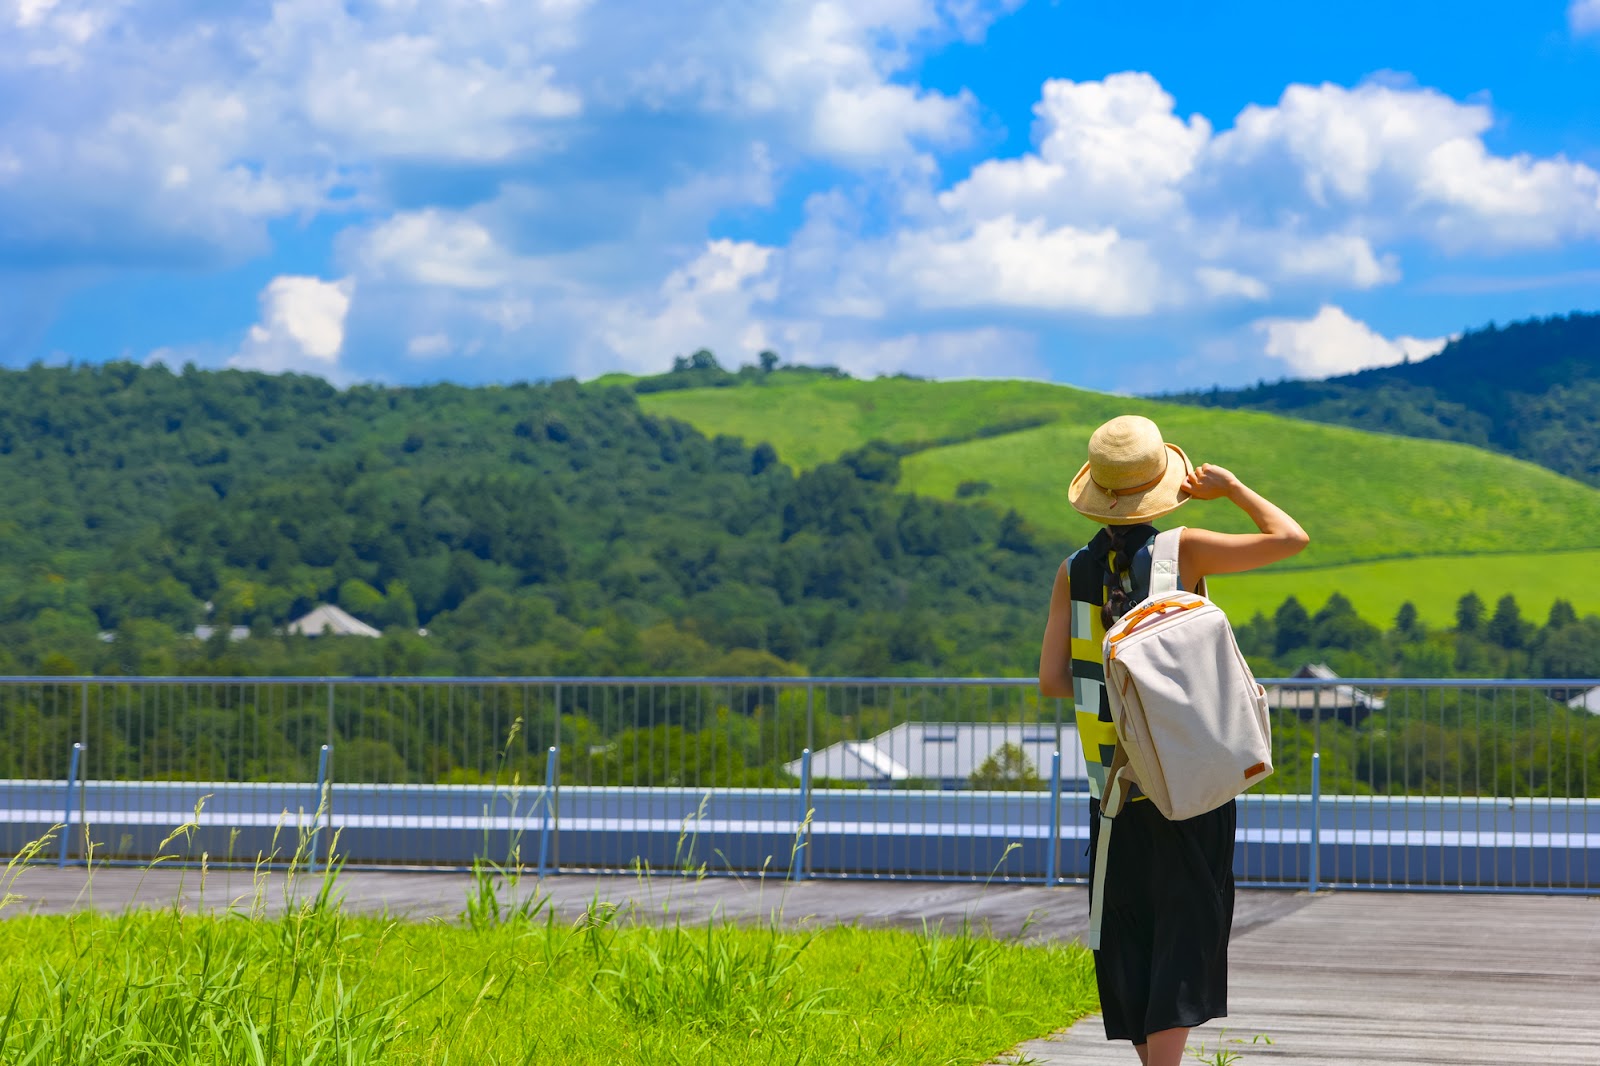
1101;525;1135;629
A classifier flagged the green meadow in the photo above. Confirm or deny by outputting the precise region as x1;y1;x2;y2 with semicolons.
641;377;1600;624
1208;549;1600;629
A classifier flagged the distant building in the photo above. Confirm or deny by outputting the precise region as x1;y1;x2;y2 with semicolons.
1568;687;1600;715
1265;663;1385;724
785;721;1088;791
191;624;251;643
287;604;382;638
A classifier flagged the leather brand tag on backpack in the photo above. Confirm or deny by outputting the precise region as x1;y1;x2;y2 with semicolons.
1244;762;1267;779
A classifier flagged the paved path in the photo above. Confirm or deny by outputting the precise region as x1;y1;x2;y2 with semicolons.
5;867;1597;1065
1008;891;1600;1066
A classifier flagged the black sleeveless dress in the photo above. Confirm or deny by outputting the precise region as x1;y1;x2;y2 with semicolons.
1067;525;1235;1043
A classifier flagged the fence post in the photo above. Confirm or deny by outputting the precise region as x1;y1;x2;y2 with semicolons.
792;748;812;882
537;745;559;878
1047;750;1062;886
805;683;814;753
551;683;562;869
58;742;83;868
1309;750;1321;894
308;743;331;874
79;681;89;865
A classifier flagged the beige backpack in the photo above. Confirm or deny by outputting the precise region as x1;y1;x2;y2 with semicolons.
1087;527;1273;950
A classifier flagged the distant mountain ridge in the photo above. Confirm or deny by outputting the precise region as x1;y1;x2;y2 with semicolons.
1164;312;1600;486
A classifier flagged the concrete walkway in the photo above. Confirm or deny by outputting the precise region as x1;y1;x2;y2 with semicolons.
5;867;1597;1065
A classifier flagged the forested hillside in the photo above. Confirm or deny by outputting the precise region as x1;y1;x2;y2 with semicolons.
2;361;1596;682
0;363;1059;677
1166;312;1600;486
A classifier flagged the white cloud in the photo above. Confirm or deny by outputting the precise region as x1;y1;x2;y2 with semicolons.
354;210;519;290
8;0;102;66
0;82;323;267
1209;81;1600;248
657;0;1005;163
825;326;1044;379
406;333;453;358
1;0;1002;281
862;72;1600;328
1195;267;1268;302
941;72;1209;226
323;66;1597;383
297;30;581;161
1254;304;1450;378
811;82;971;161
1417;137;1600;246
592;239;778;375
1572;0;1600;35
230;276;356;377
889;216;1163;315
1273;233;1397;288
12;0;59;27
10;2;1600;390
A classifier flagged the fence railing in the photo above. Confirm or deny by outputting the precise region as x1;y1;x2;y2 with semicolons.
3;676;1597;893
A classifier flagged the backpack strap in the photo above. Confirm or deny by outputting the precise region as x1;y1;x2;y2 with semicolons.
1149;527;1183;596
1149;526;1206;598
1087;746;1134;951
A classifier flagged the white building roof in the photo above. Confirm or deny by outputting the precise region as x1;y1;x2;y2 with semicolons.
1568;687;1600;715
287;604;381;638
192;624;251;643
786;722;1087;787
1266;663;1386;712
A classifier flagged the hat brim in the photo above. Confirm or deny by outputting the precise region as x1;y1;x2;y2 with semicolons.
1068;442;1195;525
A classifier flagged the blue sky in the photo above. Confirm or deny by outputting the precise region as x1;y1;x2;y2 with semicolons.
6;0;1600;393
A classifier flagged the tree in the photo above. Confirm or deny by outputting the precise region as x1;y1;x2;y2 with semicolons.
840;441;901;484
1455;592;1484;635
758;350;780;373
1233;611;1275;658
1393;601;1424;642
886;610;937;665
1546;599;1578;630
996;510;1037;554
1274;596;1311;657
1310;593;1380;651
338;578;385;622
1533;617;1600;678
688;348;721;371
751;441;779;476
969;743;1042;791
1486;594;1527;650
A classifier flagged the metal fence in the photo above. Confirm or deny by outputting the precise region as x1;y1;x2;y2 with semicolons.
3;676;1597;893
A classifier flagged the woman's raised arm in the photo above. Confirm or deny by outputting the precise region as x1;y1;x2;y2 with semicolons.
1177;463;1309;588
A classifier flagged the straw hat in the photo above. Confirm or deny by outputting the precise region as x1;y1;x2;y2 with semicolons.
1068;415;1194;525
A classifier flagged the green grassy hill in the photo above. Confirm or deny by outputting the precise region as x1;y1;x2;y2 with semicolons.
639;376;1600;626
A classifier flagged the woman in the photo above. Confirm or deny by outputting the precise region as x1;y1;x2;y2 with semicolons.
1038;414;1308;1066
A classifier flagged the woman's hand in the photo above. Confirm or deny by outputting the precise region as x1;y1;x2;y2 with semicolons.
1181;463;1239;502
1177;463;1309;582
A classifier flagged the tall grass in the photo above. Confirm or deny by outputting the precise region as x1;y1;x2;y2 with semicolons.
0;890;1097;1064
0;738;1098;1065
